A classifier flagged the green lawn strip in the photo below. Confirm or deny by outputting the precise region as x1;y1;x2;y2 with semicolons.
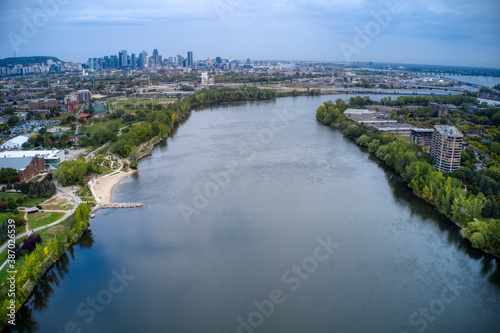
0;193;48;208
81;197;96;203
28;212;65;230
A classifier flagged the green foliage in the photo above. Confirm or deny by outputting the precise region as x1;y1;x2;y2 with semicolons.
0;168;18;182
0;217;11;243
356;135;371;147
368;139;381;154
75;203;90;231
316;100;347;126
53;157;103;186
14;180;56;198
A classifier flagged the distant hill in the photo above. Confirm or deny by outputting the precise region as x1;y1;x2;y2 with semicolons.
0;56;64;67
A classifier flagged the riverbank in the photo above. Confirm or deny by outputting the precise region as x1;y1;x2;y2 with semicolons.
316;100;500;259
0;203;92;329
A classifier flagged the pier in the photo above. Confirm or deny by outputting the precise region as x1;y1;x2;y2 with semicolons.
101;203;143;209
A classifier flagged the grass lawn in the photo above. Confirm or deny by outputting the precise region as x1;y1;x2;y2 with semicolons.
117;97;177;114
85;118;125;135
81;197;96;203
0;212;9;223
28;212;65;230
0;193;48;208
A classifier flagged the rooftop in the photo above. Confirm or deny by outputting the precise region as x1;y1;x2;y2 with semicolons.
435;125;463;137
344;109;375;115
0;149;63;159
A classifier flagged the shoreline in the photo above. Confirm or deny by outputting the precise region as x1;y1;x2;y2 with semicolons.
91;170;137;205
333;123;500;260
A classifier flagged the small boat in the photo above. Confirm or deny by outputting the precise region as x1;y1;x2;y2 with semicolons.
90;214;95;218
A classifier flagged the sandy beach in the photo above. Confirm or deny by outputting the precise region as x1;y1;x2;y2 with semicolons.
92;171;135;204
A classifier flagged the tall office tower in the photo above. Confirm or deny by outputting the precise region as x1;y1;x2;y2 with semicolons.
430;125;463;172
139;51;149;69
247;58;251;65
131;53;136;70
152;49;159;66
187;51;193;67
110;55;119;68
103;56;109;69
119;50;128;68
216;57;222;64
177;55;184;67
98;58;104;70
87;58;94;70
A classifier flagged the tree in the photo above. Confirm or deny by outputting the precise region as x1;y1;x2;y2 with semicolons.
75;203;90;231
368;139;381;154
3;106;16;115
7;115;20;127
469;232;486;249
356;135;371;147
34;112;42;120
22;233;42;253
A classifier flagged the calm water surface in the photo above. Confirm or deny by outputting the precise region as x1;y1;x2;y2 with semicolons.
7;95;500;333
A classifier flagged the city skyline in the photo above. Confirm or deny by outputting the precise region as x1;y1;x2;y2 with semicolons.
0;0;499;69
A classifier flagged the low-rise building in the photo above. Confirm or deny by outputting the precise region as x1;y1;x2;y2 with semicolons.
1;135;29;150
410;128;434;147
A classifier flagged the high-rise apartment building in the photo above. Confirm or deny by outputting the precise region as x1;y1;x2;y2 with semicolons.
187;51;193;67
430;125;463;172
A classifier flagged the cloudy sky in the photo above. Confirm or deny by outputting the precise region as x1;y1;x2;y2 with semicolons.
0;0;499;68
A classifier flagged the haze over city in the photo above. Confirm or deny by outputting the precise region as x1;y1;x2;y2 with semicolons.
0;0;499;68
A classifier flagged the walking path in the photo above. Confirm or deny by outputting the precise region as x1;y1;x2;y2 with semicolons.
0;185;80;270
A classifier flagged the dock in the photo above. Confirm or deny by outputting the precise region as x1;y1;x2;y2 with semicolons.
101;203;143;209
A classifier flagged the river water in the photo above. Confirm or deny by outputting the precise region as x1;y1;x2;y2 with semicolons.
7;95;500;333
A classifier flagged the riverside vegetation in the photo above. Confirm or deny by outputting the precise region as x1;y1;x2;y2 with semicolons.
316;97;500;258
0;203;91;328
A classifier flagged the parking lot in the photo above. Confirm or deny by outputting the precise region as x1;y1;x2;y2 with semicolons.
64;148;87;161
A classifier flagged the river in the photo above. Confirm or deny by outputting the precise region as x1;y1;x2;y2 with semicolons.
6;95;500;333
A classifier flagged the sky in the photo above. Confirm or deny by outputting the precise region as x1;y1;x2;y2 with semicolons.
0;0;499;68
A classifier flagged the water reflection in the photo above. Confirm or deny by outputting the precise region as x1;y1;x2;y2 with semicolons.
367;151;500;288
2;230;95;333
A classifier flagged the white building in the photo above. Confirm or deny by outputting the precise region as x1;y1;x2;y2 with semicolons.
1;135;29;150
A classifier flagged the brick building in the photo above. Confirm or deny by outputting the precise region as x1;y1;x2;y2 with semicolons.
29;99;59;110
18;156;45;182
